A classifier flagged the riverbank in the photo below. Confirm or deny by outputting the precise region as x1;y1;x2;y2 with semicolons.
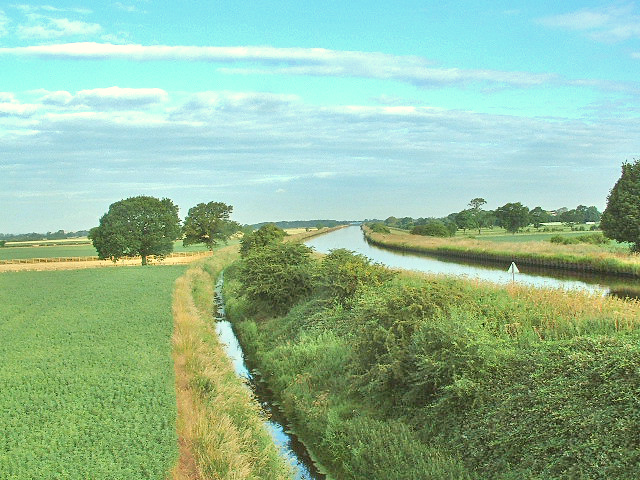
363;225;640;278
222;241;640;479
171;246;294;479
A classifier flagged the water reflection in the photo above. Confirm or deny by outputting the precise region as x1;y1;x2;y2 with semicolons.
214;277;324;480
305;227;640;297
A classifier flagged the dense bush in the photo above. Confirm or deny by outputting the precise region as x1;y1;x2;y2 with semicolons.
367;222;391;233
320;248;395;306
239;242;314;314
410;221;452;237
550;233;609;245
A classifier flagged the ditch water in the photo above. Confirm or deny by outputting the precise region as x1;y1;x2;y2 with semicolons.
213;276;325;480
305;226;640;298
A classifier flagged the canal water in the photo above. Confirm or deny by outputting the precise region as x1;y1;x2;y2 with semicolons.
213;276;325;480
305;226;640;297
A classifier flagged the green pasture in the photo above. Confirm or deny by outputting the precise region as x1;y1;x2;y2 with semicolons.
0;266;186;479
0;239;222;260
475;230;601;243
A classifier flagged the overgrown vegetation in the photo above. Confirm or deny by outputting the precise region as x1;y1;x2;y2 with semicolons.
0;266;186;479
223;240;640;479
171;247;293;479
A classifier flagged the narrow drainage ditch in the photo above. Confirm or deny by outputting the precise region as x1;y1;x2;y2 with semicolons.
213;275;326;480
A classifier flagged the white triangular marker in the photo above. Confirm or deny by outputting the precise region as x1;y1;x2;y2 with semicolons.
508;262;519;274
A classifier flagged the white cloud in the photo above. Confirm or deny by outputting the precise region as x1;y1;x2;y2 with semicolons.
1;89;638;230
17;17;101;39
12;5;92;15
114;3;138;13
538;5;640;42
0;101;37;117
0;10;8;37
40;90;73;106
71;87;169;109
0;42;558;89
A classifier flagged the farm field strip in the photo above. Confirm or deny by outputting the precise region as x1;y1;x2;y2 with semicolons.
0;266;186;479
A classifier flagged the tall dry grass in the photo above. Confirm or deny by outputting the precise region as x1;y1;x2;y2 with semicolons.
171;245;293;480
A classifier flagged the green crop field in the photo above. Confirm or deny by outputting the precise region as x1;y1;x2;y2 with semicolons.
0;266;187;479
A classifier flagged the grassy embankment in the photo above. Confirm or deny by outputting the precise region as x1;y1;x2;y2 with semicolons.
0;266;187;479
366;226;640;277
171;246;293;480
222;242;640;479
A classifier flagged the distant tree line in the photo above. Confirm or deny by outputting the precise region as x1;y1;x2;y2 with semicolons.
377;199;602;237
0;230;90;242
251;219;353;230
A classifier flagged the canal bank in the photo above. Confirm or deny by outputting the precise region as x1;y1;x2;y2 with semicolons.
362;226;640;279
304;225;640;297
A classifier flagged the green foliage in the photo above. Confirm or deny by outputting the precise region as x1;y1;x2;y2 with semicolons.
367;222;391;233
0;240;5;247
224;255;640;479
239;223;286;257
601;159;640;251
182;201;240;250
320;248;395;306
550;233;609;245
323;415;471;480
0;266;185;479
89;196;181;265
495;202;530;233
239;242;315;314
411;221;451;237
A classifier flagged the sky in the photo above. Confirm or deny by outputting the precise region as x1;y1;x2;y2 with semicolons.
1;1;640;232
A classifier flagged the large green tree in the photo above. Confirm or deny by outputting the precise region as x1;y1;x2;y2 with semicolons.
495;202;530;234
182;201;240;250
601;159;640;251
89;196;181;265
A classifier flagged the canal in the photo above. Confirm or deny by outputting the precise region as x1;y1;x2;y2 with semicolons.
305;226;640;297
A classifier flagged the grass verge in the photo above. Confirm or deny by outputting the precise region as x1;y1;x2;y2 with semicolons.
171;245;293;480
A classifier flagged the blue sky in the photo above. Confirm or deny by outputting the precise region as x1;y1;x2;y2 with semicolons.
1;1;639;232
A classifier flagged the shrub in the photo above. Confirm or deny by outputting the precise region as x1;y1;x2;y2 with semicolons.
239;242;315;314
411;221;451;237
320;249;395;306
367;222;391;233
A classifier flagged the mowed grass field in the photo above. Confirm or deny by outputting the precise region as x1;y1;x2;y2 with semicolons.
0;266;187;479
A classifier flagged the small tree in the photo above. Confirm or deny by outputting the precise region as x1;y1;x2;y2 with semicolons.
495;202;530;234
182;201;240;250
601;159;640;252
89;196;181;265
240;223;286;257
468;198;487;234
